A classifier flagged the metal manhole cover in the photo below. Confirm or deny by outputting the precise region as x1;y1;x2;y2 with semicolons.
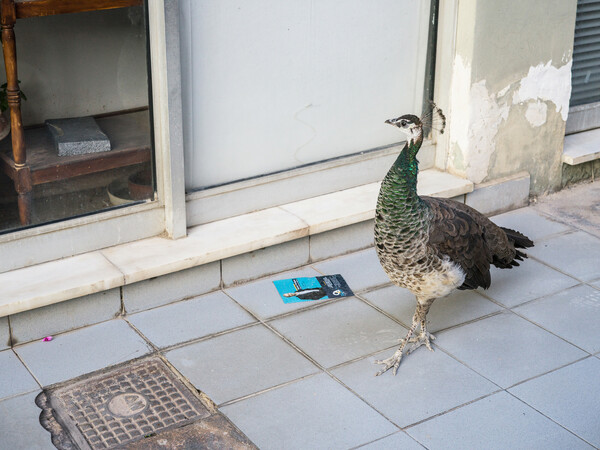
37;357;211;449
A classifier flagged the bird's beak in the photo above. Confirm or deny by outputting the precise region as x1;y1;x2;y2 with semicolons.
385;119;393;125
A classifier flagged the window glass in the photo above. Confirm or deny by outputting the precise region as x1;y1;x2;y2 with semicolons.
0;4;154;234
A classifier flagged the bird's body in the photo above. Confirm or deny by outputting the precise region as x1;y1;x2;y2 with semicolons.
374;106;533;376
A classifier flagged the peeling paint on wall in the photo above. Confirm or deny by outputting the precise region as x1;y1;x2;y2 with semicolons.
512;60;572;121
448;55;509;184
524;101;548;127
447;57;571;185
448;54;472;166
463;80;510;183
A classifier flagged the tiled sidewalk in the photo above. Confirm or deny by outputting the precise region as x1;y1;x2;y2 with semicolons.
1;183;600;449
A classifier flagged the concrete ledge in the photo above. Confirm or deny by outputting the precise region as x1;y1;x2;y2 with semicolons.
562;128;600;165
0;169;473;318
465;172;530;216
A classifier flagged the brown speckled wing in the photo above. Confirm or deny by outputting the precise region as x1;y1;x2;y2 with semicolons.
422;196;493;290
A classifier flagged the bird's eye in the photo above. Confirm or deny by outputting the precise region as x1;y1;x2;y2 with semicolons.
400;120;408;127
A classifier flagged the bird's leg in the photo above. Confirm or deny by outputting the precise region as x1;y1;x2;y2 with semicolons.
406;299;436;354
374;301;427;376
374;318;418;376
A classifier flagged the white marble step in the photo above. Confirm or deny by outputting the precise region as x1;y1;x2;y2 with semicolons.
562;128;600;165
0;169;472;317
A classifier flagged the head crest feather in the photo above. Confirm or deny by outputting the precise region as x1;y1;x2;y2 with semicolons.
420;101;446;136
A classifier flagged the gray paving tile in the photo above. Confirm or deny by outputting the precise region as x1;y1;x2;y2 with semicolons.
436;311;586;388
514;285;600;353
332;348;498;428
224;266;324;319
0;350;38;400
0;391;54;449
510;357;600;447
358;432;424;450
311;248;391;292
165;325;318;405
406;391;592;450
14;319;152;386
220;373;397;450
490;207;571;241
485;258;579;307
527;231;600;281
362;285;501;332
533;182;600;239
128;290;256;348
269;297;406;368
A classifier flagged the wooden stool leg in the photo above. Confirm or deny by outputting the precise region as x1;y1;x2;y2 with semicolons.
17;189;32;225
14;164;32;225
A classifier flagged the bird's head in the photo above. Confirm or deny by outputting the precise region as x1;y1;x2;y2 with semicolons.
385;103;446;145
385;114;422;144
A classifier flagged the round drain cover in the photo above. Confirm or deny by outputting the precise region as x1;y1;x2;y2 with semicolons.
107;393;148;417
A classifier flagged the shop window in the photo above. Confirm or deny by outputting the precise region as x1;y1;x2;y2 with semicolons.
0;2;154;234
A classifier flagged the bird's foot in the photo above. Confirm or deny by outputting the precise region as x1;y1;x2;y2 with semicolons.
374;349;404;376
406;330;436;354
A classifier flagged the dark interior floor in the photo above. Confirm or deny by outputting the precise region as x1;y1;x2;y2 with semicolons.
0;164;151;233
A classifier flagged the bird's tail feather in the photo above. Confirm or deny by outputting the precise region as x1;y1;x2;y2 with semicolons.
501;227;534;249
491;227;533;270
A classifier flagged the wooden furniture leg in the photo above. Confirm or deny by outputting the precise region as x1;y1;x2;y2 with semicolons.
14;165;32;224
2;0;32;225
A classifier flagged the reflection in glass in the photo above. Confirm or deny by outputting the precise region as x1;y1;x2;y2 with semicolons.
0;4;154;234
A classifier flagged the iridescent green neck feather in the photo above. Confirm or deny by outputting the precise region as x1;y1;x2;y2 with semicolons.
392;137;421;194
378;133;424;206
374;133;429;249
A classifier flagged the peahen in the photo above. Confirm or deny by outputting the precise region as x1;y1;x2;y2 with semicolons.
374;104;533;376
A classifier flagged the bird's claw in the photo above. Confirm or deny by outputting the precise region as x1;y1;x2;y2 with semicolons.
374;351;403;376
406;331;436;354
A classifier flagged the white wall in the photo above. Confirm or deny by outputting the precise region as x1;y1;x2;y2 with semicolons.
180;0;432;190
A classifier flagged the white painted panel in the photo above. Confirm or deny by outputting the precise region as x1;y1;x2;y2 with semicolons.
181;0;431;189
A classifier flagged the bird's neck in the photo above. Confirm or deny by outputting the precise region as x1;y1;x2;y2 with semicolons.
376;134;426;223
389;133;423;194
395;136;421;185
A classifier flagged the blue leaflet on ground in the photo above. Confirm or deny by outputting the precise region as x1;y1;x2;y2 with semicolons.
273;274;354;304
